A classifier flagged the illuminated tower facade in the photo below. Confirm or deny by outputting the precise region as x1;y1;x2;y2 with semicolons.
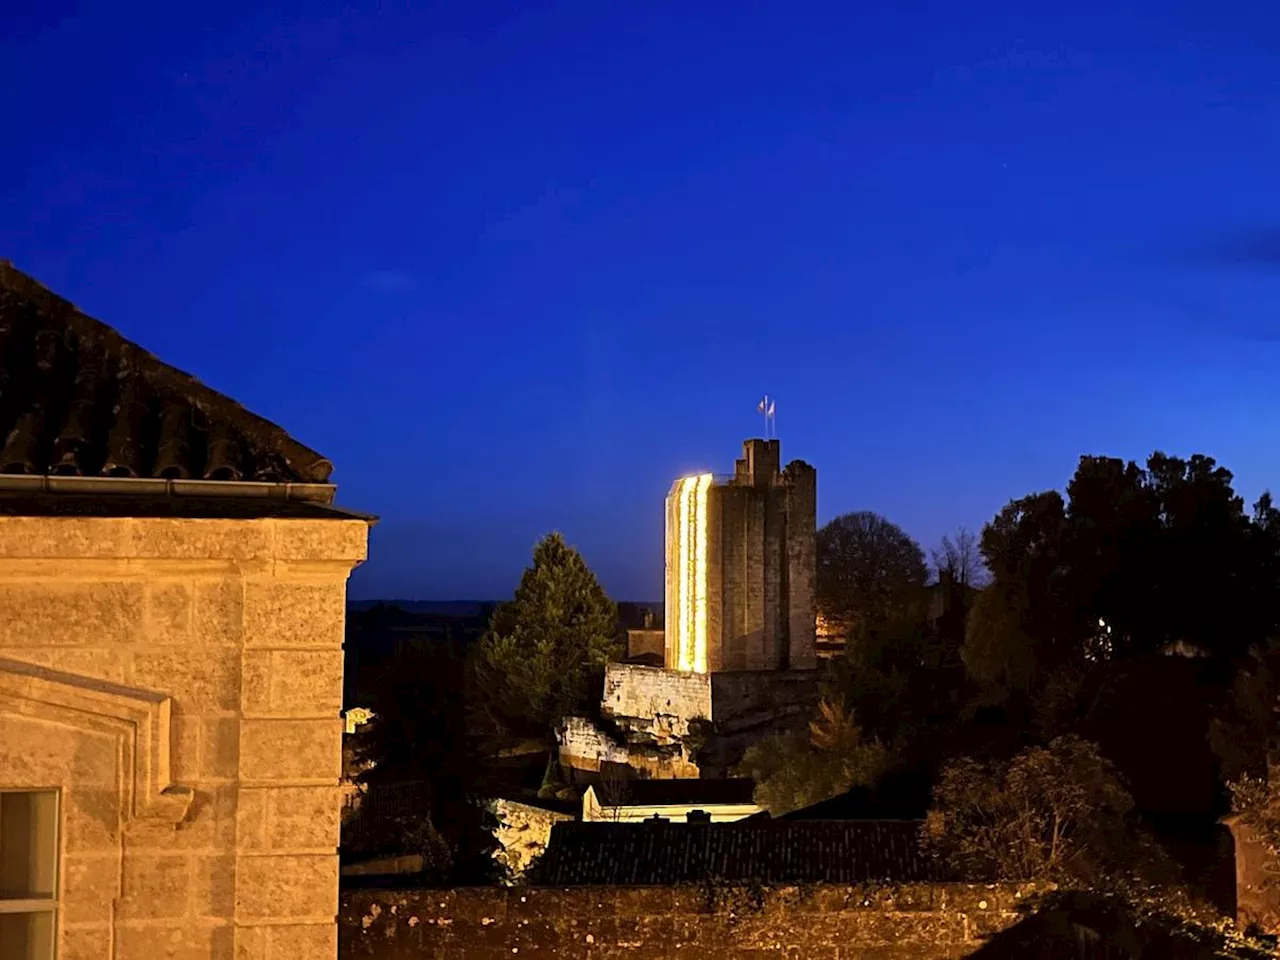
664;439;817;673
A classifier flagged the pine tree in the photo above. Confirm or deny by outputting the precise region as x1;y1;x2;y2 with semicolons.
479;532;620;741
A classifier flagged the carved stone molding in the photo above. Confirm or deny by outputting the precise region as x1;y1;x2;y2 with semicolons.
0;657;193;823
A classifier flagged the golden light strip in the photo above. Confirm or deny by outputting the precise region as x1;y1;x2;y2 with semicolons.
672;473;713;673
692;473;712;674
676;476;692;671
680;478;691;670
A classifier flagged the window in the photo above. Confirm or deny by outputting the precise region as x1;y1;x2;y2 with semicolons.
0;791;58;960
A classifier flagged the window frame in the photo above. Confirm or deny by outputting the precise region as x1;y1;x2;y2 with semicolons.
0;787;61;958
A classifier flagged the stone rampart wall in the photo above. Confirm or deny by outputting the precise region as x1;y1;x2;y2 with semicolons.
602;663;711;725
340;882;1041;959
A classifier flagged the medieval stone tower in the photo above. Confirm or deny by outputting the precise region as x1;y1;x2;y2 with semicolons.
664;439;817;673
559;438;820;780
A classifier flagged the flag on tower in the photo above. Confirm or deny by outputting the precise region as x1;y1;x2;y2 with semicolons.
757;396;767;414
767;399;776;418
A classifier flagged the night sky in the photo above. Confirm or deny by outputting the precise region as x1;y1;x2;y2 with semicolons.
4;2;1280;601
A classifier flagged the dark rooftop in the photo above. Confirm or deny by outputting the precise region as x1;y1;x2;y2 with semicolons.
534;819;936;886
592;777;758;808
0;261;331;483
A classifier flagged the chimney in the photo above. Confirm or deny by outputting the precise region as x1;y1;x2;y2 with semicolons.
687;809;712;824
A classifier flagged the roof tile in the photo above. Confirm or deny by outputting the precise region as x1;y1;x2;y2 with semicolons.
0;262;330;483
534;819;937;886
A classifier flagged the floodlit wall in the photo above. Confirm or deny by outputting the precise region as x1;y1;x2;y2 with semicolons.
0;514;366;960
602;663;711;728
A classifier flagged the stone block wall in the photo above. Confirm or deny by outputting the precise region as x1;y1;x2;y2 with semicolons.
709;670;820;732
490;800;575;880
602;663;711;729
715;485;743;671
0;513;367;960
340;883;1041;959
563;665;818;779
558;715;699;780
782;460;817;670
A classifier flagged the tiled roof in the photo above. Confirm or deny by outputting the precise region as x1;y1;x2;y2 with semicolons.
534;819;936;886
0;262;331;482
596;777;758;808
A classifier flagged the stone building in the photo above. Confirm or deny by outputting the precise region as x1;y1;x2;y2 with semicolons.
581;777;761;823
560;439;819;780
665;439;817;673
0;263;369;960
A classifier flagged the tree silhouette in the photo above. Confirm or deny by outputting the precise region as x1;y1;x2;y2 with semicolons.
816;511;928;634
477;532;620;743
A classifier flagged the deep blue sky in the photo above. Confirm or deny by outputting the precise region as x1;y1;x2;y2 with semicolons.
5;2;1280;601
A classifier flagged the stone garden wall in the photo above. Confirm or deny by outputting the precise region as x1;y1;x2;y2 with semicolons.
341;882;1041;959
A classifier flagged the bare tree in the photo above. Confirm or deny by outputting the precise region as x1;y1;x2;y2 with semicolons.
931;527;988;589
590;762;633;822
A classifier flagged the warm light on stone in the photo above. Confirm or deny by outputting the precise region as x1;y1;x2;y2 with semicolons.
0;514;367;960
672;473;712;673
